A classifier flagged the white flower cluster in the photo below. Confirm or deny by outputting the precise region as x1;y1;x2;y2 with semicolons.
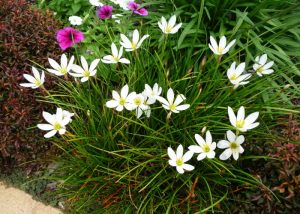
105;84;190;118
168;105;259;174
208;36;275;88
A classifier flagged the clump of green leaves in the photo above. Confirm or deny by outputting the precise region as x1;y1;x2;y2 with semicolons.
35;0;300;213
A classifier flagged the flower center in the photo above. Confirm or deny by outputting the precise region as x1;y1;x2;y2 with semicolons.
131;42;137;49
133;97;142;106
230;142;238;150
34;79;42;86
165;25;173;33
236;120;245;129
256;66;264;73
230;74;237;80
176;158;184;166
218;46;224;54
59;67;67;75
83;70;90;77
113;56;120;62
53;122;62;131
203;144;210;153
169;104;177;111
119;98;126;106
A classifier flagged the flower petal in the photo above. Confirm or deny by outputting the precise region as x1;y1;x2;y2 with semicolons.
219;149;232;160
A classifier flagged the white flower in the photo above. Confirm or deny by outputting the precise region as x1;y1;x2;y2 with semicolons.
227;62;251;88
112;14;123;24
128;93;151;118
228;106;259;132
188;130;216;160
37;108;73;138
158;15;182;34
20;67;45;89
112;0;130;10
157;88;190;113
106;84;136;111
101;43;130;64
68;16;83;26
168;144;194;174
120;29;149;52
62;110;75;122
47;54;74;76
217;130;245;160
209;36;236;55
89;0;103;7
69;56;100;82
143;83;162;104
253;54;274;77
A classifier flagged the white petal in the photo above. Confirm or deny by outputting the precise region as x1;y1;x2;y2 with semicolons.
217;140;230;149
169;159;176;167
116;105;124;112
168;147;176;160
168;15;176;27
43;111;55;124
106;100;119;108
176;166;184;174
167;88;174;104
245;112;259;125
219;149;232;160
262;69;274;75
209;36;218;52
207;151;215;159
195;134;206;146
137;34;149;48
61;54;68;68
112;90;120;100
71;64;84;74
44;130;57;138
246;122;260;130
175;104;190;111
259;54;268;65
132;29;139;45
226;130;236;142
205;130;212;144
263;61;274;70
219;36;227;49
120;34;132;48
20;83;36;88
174;94;186;106
89;59;100;71
121;85;129;98
67;55;75;71
182;151;193;162
223;39;236;53
236;135;245;144
176;144;183;158
197;153;207;161
237;106;245;121
228;106;236;127
188;145;202;153
48;58;61;70
111;43;118;57
182;164;194;171
23;74;36;84
119;58;130;64
235;62;245;76
81;77;89;82
37;124;53;131
170;23;182;34
232;151;239;160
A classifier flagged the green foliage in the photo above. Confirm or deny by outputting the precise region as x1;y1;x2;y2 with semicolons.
36;0;300;213
37;0;91;20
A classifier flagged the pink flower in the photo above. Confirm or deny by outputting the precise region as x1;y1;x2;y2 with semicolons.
128;2;148;16
56;27;84;50
97;5;113;20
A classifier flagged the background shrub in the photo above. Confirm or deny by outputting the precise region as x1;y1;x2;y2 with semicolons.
0;0;62;173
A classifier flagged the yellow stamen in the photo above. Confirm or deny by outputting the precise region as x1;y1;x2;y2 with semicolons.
176;158;184;166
